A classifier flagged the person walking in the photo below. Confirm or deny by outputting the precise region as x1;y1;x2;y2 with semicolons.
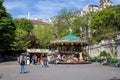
31;55;35;65
53;57;59;65
20;59;25;74
44;57;48;68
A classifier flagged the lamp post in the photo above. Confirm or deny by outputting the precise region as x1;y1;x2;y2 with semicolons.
85;22;91;56
86;6;94;57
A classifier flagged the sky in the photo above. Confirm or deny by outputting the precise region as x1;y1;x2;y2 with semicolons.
3;0;120;20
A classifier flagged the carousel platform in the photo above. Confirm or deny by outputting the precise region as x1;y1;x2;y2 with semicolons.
58;61;92;64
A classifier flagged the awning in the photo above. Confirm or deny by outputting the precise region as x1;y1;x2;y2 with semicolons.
27;49;49;53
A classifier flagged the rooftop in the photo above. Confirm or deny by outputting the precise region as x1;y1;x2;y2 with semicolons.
31;20;49;25
61;34;79;40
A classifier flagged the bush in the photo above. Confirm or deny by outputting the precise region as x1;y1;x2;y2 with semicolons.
108;58;119;63
97;58;105;63
90;56;107;63
99;51;112;60
89;57;97;62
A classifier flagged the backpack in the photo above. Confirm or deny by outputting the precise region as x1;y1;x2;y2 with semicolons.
20;60;25;66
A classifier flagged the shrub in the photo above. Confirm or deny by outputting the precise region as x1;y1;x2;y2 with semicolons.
97;58;105;63
89;57;97;62
99;51;112;60
108;58;119;63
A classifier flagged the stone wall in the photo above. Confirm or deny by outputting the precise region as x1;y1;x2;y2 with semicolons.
88;33;120;59
115;33;120;59
88;40;116;58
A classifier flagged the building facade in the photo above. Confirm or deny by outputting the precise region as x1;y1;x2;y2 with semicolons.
73;0;113;16
100;0;113;9
83;4;100;13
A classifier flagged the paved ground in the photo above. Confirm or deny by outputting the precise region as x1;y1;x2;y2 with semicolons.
0;61;120;80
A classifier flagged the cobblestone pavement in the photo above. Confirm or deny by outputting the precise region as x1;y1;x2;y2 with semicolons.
0;61;120;80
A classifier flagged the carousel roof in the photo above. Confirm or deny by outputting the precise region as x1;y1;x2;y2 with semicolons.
61;34;79;40
50;34;88;44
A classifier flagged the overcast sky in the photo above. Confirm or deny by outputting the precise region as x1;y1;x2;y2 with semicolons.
3;0;120;19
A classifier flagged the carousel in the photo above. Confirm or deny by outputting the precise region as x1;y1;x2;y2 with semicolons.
50;33;91;64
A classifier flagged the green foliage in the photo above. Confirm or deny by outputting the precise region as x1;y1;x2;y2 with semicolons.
89;57;98;62
52;8;94;41
11;28;30;51
108;58;119;63
72;15;86;37
99;51;112;60
0;0;15;52
90;51;112;62
90;6;120;56
114;5;120;30
100;51;108;57
13;18;33;32
90;51;119;64
32;25;55;48
11;18;34;52
52;8;76;38
89;56;106;62
90;6;120;42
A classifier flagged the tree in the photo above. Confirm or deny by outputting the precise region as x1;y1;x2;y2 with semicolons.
52;8;75;38
90;6;119;42
0;0;15;54
72;15;85;37
114;5;120;30
11;18;34;52
11;28;30;52
73;12;94;41
52;8;93;41
32;25;55;48
13;18;33;33
90;6;120;57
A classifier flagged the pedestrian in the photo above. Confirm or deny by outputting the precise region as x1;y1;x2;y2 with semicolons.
34;55;37;65
44;57;48;68
53;57;59;65
19;55;23;64
17;56;20;64
41;58;44;67
31;55;35;65
37;57;40;65
20;59;25;74
27;57;30;65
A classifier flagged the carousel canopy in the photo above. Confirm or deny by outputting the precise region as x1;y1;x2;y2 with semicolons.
61;34;79;40
50;34;88;44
